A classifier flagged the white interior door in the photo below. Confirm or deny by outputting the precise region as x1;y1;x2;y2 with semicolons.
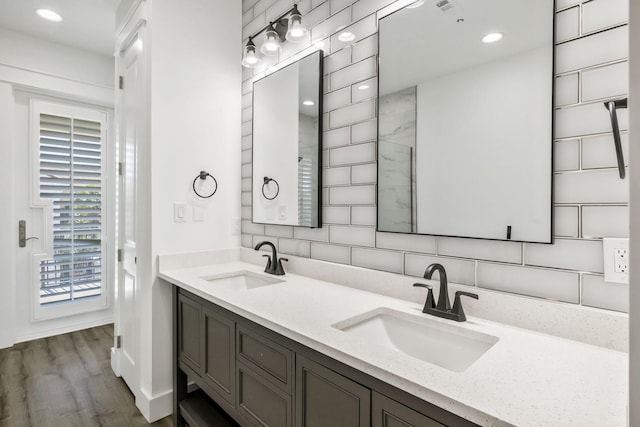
113;28;145;396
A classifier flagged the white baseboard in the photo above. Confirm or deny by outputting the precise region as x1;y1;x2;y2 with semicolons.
137;387;173;423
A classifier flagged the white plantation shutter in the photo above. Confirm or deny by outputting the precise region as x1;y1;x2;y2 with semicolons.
298;156;313;225
38;113;103;305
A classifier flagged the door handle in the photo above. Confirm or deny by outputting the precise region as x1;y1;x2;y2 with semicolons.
18;220;39;248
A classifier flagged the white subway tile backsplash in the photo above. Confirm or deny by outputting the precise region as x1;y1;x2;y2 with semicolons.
352;247;403;274
555;170;628;204
241;233;253;248
241;191;252;206
324;126;350;148
241;149;252;164
329;141;376;166
351;206;376;225
242;177;252;192
242;206;252;219
311;242;351;264
241;121;253;136
293;226;330;241
324;87;352;112
330;183;375;203
351;77;377;103
329;99;376;128
582;206;629;238
555;25;628;74
330;225;375;246
377;232;436;254
311;7;351;41
264;224;294;238
352;0;389;20
405;254;475;286
242;93;252;109
554;139;580;171
351;34;377;63
305;1;331;29
323;166;351;186
477;263;579;303
265;0;295;20
324;48;352;74
582;274;628;312
582;0;628;34
438;237;522;264
555;101;628;138
243;13;267;39
279;238;312;257
581;61;629;102
330;0;352;14
323;206;351;224
242;135;252;150
253;235;277;249
525;238;603;273
243;220;265;235
554;206;579;238
241;164;252;178
556;0;580;10
351;163;376;184
329;57;377;90
556;6;580;42
555;73;579;106
351;119;377;142
330;15;377;53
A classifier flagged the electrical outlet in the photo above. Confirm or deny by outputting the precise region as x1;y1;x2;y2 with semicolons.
603;238;629;284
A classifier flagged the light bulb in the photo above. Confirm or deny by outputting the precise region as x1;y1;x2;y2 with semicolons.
285;6;307;43
260;26;281;56
482;32;503;43
241;39;260;68
303;100;315;106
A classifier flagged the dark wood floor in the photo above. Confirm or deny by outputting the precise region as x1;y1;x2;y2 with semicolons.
0;324;172;427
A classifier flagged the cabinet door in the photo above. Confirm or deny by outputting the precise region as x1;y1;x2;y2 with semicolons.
296;356;370;427
237;361;292;427
203;307;236;407
373;392;446;427
178;293;203;374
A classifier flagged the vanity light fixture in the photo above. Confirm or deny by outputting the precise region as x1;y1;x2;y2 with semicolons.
482;32;503;43
35;8;62;22
241;4;308;68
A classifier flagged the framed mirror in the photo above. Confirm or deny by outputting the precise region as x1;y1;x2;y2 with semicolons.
252;51;323;227
377;0;554;243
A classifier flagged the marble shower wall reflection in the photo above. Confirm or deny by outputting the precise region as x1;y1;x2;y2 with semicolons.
378;87;416;233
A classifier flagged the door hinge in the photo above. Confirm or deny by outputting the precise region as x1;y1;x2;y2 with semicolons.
118;162;123;176
119;76;124;89
117;249;123;262
116;335;122;349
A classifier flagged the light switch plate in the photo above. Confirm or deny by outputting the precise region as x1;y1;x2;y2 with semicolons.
603;238;629;284
174;202;187;223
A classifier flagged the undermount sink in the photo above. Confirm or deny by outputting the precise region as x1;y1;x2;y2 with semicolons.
202;271;284;290
333;308;498;372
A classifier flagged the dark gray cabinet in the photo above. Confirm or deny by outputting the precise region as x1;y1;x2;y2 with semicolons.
297;356;370;427
373;392;446;427
173;286;478;427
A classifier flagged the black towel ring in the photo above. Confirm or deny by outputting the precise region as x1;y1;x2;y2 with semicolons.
262;176;279;200
192;171;218;198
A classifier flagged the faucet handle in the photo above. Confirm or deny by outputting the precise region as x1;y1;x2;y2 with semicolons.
451;291;478;322
262;254;272;272
413;283;435;312
274;257;288;276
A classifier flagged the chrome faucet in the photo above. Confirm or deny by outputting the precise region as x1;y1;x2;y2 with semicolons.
254;241;288;275
413;263;478;322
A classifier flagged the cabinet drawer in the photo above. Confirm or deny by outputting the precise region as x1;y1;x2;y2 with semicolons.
237;327;293;393
237;361;293;427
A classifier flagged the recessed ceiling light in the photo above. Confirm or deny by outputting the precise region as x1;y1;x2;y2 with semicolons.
35;8;63;22
358;84;370;90
406;0;425;8
338;32;355;42
303;100;315;106
482;32;503;43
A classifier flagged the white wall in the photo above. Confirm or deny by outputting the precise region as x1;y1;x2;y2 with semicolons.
122;0;241;419
0;28;115;349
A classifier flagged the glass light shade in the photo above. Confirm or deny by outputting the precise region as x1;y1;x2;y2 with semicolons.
260;28;281;56
286;14;307;42
241;40;260;68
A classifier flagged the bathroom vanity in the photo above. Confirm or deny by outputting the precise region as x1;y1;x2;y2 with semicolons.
160;253;627;427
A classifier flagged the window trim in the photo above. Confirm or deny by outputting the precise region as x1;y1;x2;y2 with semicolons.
29;99;112;321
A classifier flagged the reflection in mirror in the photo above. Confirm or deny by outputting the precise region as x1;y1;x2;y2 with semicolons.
377;0;553;242
252;51;323;227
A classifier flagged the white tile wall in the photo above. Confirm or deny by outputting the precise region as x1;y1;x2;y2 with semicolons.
241;0;630;313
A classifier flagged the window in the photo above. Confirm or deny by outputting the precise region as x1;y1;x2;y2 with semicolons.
32;101;109;319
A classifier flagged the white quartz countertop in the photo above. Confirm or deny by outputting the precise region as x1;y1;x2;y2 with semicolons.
159;261;628;427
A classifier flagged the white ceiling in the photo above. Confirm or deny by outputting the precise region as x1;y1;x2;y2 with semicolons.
0;0;118;56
